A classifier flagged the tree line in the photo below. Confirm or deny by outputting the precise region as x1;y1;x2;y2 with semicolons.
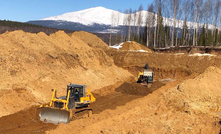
110;0;221;48
0;20;74;35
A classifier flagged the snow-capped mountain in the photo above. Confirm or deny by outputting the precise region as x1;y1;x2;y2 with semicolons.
28;6;214;33
41;6;122;26
41;6;157;27
40;6;201;28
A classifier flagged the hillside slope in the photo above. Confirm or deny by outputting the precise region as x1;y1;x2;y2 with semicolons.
0;30;133;117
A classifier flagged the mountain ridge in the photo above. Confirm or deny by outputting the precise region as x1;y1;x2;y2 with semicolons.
28;6;215;33
41;6;121;26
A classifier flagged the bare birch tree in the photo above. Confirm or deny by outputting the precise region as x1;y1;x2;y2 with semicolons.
203;0;212;44
214;0;221;45
137;4;143;42
127;8;132;41
109;11;116;46
170;0;180;47
219;2;221;44
132;9;137;40
154;0;161;48
192;0;203;46
191;0;198;46
121;9;128;42
212;0;216;38
181;0;190;46
115;10;121;44
162;0;170;47
146;4;154;47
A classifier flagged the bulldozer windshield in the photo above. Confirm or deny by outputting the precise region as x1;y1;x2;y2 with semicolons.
68;87;84;102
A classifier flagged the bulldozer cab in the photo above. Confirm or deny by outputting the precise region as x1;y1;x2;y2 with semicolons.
67;84;86;102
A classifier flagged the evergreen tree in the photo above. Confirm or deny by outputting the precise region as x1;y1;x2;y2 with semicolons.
149;28;155;48
205;30;213;46
215;29;219;46
164;25;170;47
181;20;188;46
198;25;206;46
156;0;165;48
218;30;221;46
142;26;147;45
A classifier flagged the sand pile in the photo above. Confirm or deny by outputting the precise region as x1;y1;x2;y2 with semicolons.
0;88;37;117
162;66;221;115
0;30;133;117
47;66;221;134
120;41;152;52
71;31;109;50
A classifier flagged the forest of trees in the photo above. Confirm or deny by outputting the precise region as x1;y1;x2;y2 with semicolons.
0;20;74;35
110;0;221;48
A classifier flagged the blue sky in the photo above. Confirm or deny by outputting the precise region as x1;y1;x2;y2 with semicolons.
0;0;153;22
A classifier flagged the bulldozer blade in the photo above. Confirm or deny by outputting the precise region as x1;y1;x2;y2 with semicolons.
39;107;70;124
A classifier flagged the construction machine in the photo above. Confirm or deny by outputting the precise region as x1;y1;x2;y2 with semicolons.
39;83;96;124
137;63;153;84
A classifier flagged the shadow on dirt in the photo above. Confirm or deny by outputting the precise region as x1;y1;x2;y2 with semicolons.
115;81;165;96
0;106;56;134
91;81;165;115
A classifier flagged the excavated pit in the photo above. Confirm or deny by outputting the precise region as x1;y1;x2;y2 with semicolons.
123;66;193;80
0;67;191;134
1;30;220;133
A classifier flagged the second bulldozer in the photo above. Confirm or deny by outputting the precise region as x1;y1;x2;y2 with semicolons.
137;63;153;84
39;83;95;124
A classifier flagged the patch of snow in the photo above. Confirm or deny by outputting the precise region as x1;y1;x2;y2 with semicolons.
110;42;123;49
188;53;216;57
126;41;141;45
128;50;149;52
96;28;119;33
109;42;148;53
174;53;185;55
156;48;168;50
114;49;149;53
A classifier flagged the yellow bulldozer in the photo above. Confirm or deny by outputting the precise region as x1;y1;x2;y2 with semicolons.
39;83;95;124
137;63;153;84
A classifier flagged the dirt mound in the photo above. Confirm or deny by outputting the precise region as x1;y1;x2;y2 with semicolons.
162;66;221;115
47;67;221;134
71;31;109;50
0;30;133;117
120;41;152;52
0;87;37;117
